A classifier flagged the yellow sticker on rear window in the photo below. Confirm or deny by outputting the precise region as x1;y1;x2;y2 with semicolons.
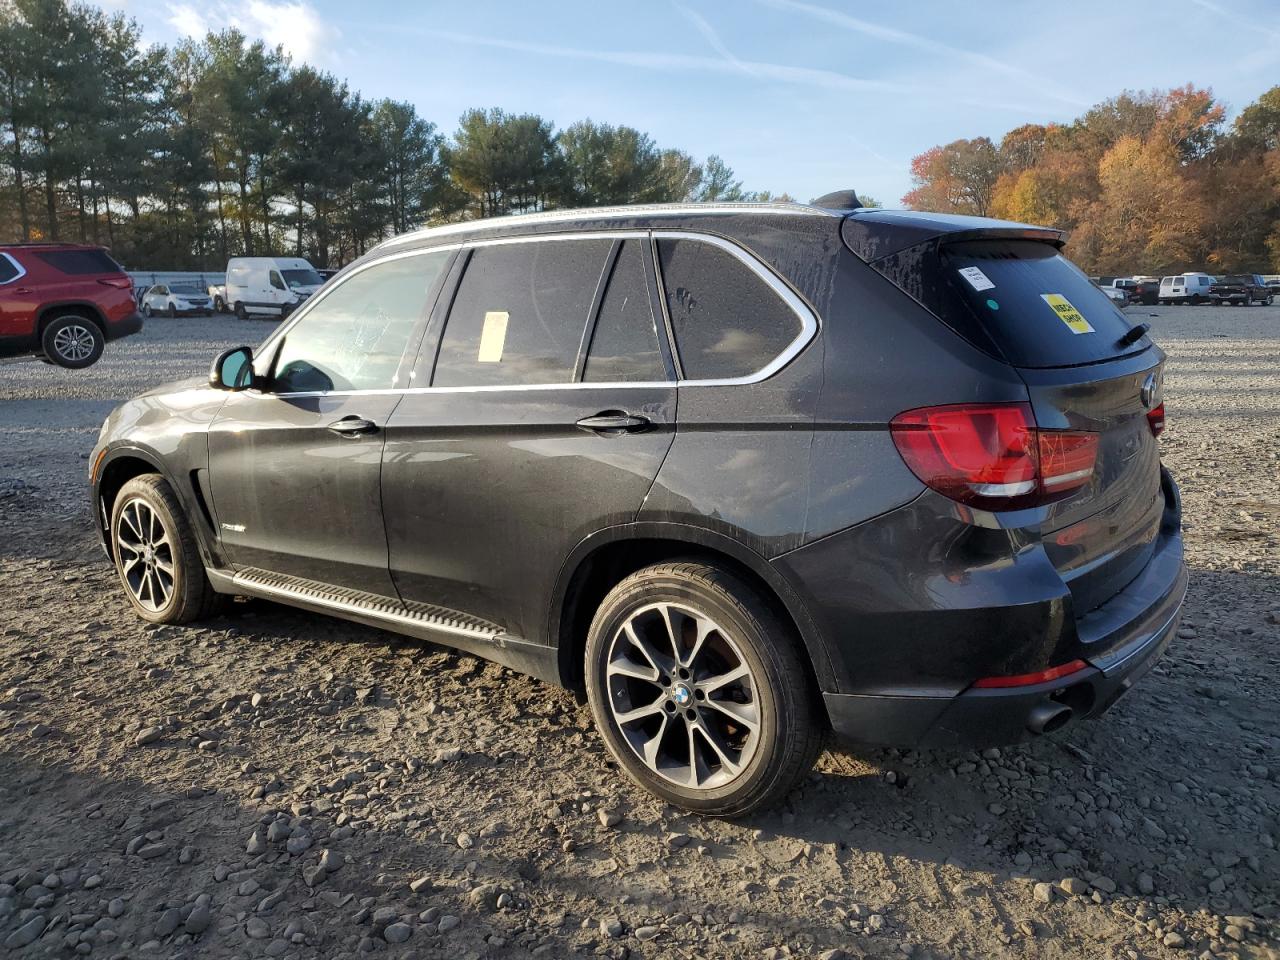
1040;294;1094;335
477;311;508;362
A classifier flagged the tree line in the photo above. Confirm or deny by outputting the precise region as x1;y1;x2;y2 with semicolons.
903;85;1280;275
0;0;788;269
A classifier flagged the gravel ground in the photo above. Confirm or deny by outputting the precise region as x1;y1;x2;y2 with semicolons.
0;306;1277;960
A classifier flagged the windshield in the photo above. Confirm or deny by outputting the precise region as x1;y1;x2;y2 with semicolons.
282;268;322;288
171;285;203;295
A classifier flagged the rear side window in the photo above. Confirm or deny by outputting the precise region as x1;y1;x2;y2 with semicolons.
584;241;665;383
0;254;20;283
937;240;1147;368
33;249;121;275
433;239;611;387
656;238;802;380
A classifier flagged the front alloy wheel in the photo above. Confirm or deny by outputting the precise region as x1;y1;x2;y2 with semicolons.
585;561;823;816
115;497;175;612
110;474;222;623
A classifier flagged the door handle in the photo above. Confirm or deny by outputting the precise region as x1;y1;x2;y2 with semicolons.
13;287;31;295
327;416;378;436
576;411;651;434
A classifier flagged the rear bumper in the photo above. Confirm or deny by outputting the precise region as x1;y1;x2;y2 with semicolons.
825;554;1185;749
106;311;143;341
810;469;1187;751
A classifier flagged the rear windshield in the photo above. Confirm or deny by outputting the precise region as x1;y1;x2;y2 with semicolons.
33;248;122;275
938;240;1148;368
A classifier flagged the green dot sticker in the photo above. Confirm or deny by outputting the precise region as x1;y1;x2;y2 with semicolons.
986;298;999;310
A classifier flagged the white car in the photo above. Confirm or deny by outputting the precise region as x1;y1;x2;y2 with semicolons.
1096;284;1129;305
141;283;214;317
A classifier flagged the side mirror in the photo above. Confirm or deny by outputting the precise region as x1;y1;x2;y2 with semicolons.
210;346;255;391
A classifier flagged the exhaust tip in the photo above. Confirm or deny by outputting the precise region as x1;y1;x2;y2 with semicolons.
1027;701;1073;735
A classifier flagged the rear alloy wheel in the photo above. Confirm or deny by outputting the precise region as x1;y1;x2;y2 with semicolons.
110;474;222;624
41;314;104;368
585;562;823;816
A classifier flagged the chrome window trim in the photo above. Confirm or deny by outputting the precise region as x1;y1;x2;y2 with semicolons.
254;229;820;399
0;252;27;285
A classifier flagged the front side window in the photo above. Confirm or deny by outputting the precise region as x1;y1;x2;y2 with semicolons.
656;238;803;381
271;250;450;393
282;268;322;288
584;240;666;383
433;239;611;387
269;271;286;291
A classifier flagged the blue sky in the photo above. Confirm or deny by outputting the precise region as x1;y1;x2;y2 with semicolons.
119;0;1280;204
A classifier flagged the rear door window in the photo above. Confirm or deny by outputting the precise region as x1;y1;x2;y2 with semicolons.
938;239;1147;368
0;254;21;284
583;240;666;383
32;249;121;275
656;237;803;380
433;239;612;387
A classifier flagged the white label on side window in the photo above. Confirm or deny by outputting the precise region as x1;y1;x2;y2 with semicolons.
477;311;508;363
957;266;995;291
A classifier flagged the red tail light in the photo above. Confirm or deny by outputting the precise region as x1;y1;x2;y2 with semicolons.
1146;402;1165;437
98;277;132;290
890;403;1098;510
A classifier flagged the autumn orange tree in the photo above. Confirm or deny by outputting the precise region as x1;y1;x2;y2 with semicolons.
903;85;1280;274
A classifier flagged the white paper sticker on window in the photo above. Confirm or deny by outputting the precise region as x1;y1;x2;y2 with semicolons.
477;311;508;363
957;266;995;291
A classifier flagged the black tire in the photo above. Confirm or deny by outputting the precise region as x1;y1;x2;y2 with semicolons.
167;303;177;318
142;303;152;318
109;474;223;624
234;301;247;320
41;313;105;369
213;295;225;313
584;561;823;817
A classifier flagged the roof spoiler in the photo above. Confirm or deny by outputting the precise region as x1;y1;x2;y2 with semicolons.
842;211;1065;263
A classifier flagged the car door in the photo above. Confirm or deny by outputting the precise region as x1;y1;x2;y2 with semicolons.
207;247;455;595
381;235;677;642
268;268;288;312
0;253;37;345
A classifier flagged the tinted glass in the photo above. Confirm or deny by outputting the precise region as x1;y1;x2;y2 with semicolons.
940;239;1146;368
171;285;202;294
0;255;19;283
656;238;802;380
34;249;121;275
272;250;449;393
584;241;665;383
433;239;611;387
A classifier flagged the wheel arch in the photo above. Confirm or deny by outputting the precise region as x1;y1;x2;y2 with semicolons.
550;523;836;706
95;448;173;559
37;301;108;337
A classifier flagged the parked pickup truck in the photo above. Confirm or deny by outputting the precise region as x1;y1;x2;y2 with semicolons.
1209;274;1274;306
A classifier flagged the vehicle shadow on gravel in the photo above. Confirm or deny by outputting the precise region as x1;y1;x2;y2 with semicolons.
0;750;895;958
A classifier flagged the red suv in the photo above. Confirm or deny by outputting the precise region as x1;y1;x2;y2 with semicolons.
0;243;143;368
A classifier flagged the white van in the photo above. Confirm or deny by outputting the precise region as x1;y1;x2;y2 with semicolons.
1159;273;1214;305
224;257;324;319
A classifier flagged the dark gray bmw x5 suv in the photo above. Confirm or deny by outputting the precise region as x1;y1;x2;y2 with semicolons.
91;196;1186;815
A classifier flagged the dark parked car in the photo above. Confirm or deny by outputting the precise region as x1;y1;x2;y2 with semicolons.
1209;274;1274;306
0;242;142;367
90;197;1186;815
1132;278;1161;306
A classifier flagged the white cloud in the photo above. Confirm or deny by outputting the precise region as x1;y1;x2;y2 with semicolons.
165;0;339;65
166;3;211;39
